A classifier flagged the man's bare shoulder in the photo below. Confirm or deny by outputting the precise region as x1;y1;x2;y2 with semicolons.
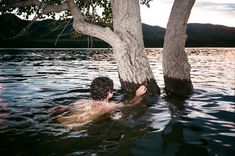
72;99;92;107
56;100;125;130
72;100;122;110
73;99;91;104
68;99;95;113
56;99;93;127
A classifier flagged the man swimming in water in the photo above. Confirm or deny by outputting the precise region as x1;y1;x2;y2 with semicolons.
55;77;147;128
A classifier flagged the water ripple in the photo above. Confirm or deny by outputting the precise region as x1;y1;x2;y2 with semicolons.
0;48;234;155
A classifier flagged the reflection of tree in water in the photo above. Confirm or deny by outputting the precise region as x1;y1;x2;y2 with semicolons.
163;94;187;116
160;119;208;156
161;95;208;156
132;95;209;156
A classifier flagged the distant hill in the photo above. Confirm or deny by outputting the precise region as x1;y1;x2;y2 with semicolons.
186;23;235;47
142;24;165;47
142;23;235;47
0;14;235;48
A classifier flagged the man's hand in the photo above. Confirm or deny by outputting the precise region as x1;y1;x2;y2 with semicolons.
135;85;147;97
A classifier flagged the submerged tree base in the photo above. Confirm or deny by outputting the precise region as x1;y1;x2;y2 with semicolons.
164;76;193;97
120;78;161;97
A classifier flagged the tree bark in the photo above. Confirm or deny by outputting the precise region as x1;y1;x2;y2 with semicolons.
111;0;160;96
163;0;195;97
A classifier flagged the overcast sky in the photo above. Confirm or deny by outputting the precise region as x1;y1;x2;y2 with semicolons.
140;0;235;28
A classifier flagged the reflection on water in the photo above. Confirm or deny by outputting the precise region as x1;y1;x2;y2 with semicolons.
0;48;234;155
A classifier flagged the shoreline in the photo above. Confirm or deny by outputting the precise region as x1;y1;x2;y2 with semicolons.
0;47;234;56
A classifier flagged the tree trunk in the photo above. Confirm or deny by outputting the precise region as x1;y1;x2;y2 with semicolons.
111;0;160;96
162;0;195;97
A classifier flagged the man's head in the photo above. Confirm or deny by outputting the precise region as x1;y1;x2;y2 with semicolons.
90;77;114;101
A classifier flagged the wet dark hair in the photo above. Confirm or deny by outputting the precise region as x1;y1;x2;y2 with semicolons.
90;77;114;101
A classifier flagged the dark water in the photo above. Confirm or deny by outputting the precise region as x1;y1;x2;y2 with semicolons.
0;48;234;156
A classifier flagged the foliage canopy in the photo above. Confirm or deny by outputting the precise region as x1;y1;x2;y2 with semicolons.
0;0;152;26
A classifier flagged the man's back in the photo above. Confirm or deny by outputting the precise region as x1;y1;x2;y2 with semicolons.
57;99;121;129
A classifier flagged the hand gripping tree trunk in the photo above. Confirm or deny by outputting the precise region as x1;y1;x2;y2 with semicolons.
163;0;195;97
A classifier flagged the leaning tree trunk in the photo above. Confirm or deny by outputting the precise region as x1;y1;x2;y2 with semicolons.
162;0;195;96
111;0;160;96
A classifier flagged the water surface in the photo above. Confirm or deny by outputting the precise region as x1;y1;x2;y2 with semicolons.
0;48;234;156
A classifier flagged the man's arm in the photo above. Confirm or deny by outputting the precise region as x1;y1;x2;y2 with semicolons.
115;85;147;109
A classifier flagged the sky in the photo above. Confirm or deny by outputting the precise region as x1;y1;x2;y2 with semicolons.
140;0;235;28
7;0;235;28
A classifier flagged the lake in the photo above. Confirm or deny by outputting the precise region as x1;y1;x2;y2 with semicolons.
0;48;234;156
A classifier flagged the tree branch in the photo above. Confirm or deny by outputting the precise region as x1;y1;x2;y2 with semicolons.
67;0;123;48
10;0;69;14
8;0;123;48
